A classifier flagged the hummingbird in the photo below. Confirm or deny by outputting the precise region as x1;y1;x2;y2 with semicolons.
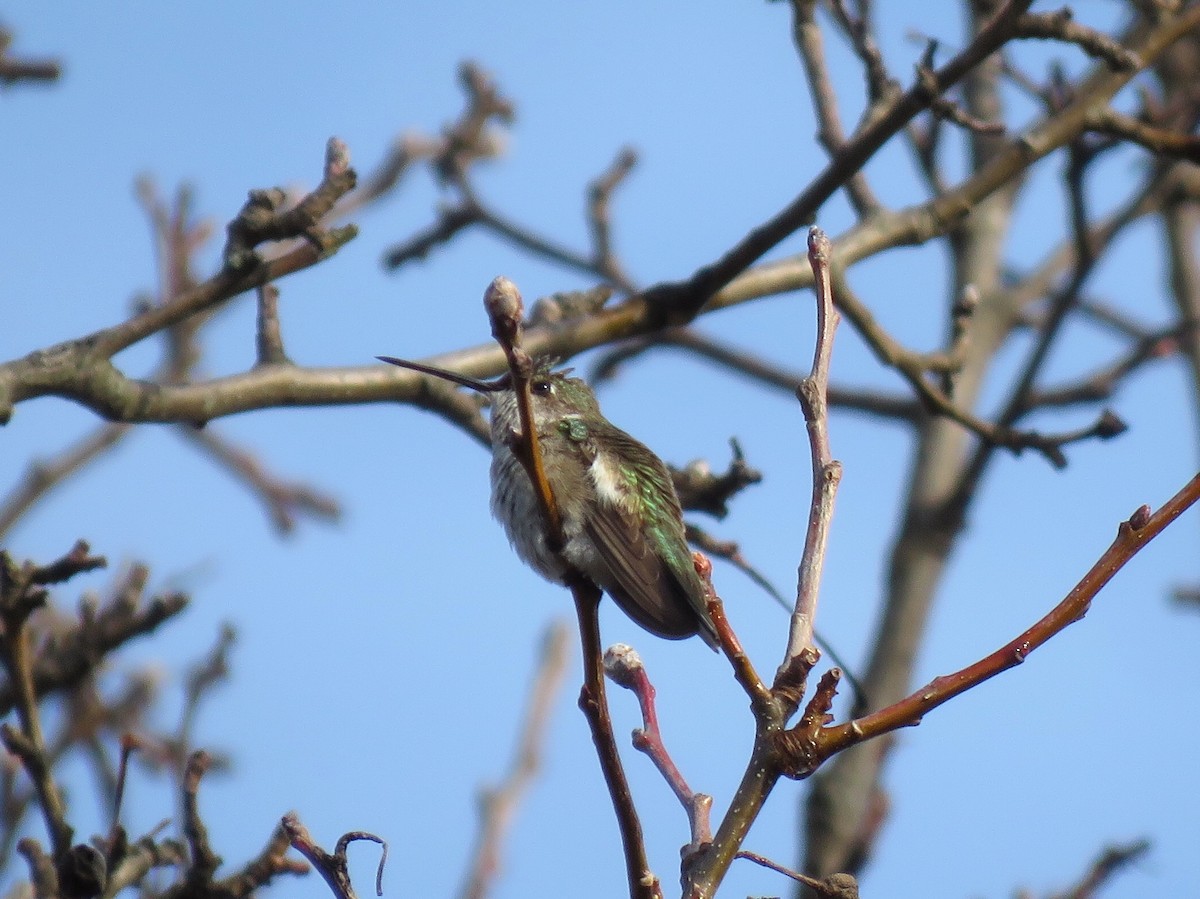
378;355;719;649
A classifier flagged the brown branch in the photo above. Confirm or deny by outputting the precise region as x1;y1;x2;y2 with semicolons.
642;0;1038;322
337;132;442;217
0;423;131;541
181;751;220;883
104;142;358;359
177;625;236;763
406;375;493;449
591;329;919;422
458;621;570;899
379;65;637;290
668;439;762;519
828;266;1121;467
789;0;881;217
255;284;290;365
0;561;187;717
1171;584;1200;609
176;426;341;534
0;30;61;86
435;61;515;185
586;147;639;291
1049;839;1151;899
825;0;894;106
282;813;386;899
806;473;1200;762
1085;107;1200;161
1014;11;1142;72
476;202;634;289
215;824;309;899
103;832;189;897
7;14;1197;433
17;838;58;899
0;544;108;858
1023;320;1195;410
572;581;663;899
382;202;479;269
224;138;357;271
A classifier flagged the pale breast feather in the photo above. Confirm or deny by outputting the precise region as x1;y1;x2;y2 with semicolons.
588;452;635;511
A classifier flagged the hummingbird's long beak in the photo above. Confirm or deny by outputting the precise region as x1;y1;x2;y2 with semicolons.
376;356;508;393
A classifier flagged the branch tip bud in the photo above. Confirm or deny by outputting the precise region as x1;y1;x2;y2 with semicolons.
603;643;644;688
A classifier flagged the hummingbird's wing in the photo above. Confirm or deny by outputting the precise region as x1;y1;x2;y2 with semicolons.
583;505;705;641
578;428;719;649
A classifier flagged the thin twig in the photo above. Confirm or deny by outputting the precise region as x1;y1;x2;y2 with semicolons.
778;228;843;701
282;813;386;899
0;424;131;541
181;751;220;883
587;147;639;292
458;621;570;899
604;645;713;854
1050;838;1151;899
806;473;1200;765
735;850;859;897
176;427;341;534
789;0;881;216
642;0;1038;322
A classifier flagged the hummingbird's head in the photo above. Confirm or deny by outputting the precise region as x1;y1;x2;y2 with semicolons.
510;365;600;426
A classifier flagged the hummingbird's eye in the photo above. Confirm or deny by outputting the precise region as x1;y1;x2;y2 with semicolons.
532;379;553;396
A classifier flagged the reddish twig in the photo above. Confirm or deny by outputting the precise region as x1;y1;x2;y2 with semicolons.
604;645;713;855
806;473;1200;764
695;555;774;719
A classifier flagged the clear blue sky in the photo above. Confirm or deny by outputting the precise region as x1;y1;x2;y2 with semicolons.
3;4;1198;898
